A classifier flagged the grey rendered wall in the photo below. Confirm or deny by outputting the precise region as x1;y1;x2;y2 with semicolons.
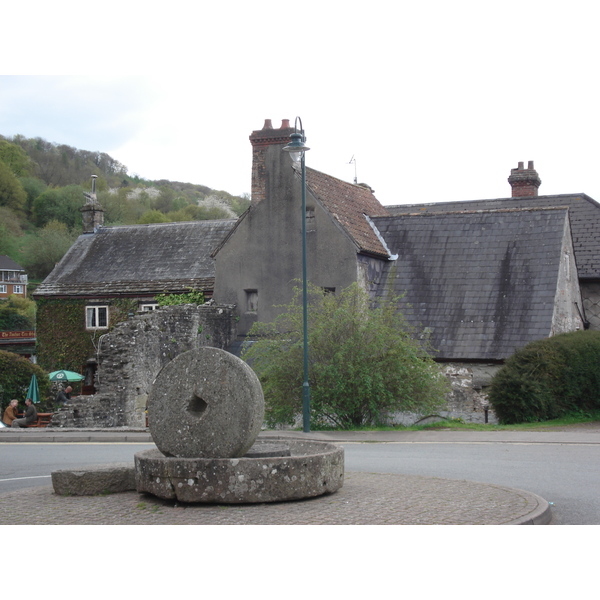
214;145;359;336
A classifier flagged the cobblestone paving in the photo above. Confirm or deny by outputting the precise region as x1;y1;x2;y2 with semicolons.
0;471;546;525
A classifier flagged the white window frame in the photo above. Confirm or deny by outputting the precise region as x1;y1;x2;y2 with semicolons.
0;284;6;293
86;305;109;330
13;285;23;294
140;303;159;311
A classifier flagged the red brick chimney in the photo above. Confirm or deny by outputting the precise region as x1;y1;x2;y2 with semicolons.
508;161;541;197
249;119;295;204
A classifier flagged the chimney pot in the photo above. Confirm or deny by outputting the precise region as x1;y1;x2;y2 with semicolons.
263;119;273;129
508;161;541;197
280;119;290;129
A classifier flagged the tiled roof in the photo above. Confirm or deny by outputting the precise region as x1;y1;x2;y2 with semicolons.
305;167;390;258
34;220;236;297
371;208;571;360
386;194;600;279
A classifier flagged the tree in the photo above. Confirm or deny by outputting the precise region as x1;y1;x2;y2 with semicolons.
31;185;84;229
243;282;448;429
0;296;36;331
0;140;32;177
19;221;79;280
138;209;169;224
0;161;27;213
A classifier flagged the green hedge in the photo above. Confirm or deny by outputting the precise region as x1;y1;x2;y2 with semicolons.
488;330;600;424
0;349;50;413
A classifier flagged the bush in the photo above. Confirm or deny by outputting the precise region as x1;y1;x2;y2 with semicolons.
488;330;600;424
242;282;448;429
0;349;50;413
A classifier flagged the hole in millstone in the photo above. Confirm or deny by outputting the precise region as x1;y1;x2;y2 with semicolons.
187;394;208;417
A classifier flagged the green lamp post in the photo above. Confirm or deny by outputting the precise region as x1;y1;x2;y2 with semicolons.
282;117;311;432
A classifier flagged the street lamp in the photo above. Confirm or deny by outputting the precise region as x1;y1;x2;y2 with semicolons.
282;117;311;433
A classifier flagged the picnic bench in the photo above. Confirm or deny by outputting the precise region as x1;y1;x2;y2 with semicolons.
16;413;54;427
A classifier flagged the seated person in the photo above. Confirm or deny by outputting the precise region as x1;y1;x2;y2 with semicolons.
55;385;72;404
2;399;19;427
11;398;38;428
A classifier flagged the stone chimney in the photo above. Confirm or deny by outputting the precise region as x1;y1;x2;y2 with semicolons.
508;161;541;197
249;119;295;205
81;175;105;233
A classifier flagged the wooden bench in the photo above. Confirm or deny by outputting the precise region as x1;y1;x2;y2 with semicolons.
16;413;54;428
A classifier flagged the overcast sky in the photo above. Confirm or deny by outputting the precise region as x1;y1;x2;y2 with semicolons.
2;1;599;206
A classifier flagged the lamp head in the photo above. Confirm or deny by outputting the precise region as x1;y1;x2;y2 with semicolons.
282;131;310;163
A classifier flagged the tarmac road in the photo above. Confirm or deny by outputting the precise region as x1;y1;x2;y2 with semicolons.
1;425;599;524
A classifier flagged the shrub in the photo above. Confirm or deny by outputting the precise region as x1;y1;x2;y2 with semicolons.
0;349;50;413
242;282;448;429
488;330;600;424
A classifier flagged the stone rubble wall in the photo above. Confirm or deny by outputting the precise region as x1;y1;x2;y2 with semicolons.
50;304;237;428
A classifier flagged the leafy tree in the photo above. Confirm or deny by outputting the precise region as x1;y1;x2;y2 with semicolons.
18;177;48;216
31;185;84;228
0;140;32;177
0;161;27;213
19;220;79;280
0;207;26;256
138;209;169;224
0;296;36;330
243;282;448;429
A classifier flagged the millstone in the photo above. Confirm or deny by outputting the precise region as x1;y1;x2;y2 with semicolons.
147;348;264;458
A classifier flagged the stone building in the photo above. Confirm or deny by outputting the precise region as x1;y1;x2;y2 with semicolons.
34;121;597;425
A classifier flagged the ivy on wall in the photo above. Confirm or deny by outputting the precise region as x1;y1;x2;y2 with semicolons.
35;297;138;372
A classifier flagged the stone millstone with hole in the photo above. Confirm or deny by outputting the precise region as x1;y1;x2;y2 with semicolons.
147;347;264;458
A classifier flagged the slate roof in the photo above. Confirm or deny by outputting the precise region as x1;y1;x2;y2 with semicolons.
386;194;600;279
0;255;25;271
34;220;236;298
305;167;391;258
371;207;571;360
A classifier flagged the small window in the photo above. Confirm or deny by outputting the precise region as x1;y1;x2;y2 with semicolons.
140;303;159;311
86;306;109;329
0;285;6;294
306;207;316;232
13;285;23;294
322;287;336;295
245;290;258;313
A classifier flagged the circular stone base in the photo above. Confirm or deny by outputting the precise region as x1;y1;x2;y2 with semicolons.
135;438;344;504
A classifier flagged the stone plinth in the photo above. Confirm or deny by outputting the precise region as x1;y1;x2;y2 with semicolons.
52;463;136;496
148;348;264;458
135;438;344;504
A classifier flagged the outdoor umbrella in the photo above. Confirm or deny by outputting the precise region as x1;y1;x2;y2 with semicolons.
49;370;85;383
26;373;40;404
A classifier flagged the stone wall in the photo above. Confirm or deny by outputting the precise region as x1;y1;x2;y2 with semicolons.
50;304;237;428
384;362;502;426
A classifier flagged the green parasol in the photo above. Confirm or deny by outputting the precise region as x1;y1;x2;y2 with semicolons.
26;373;40;404
49;370;85;383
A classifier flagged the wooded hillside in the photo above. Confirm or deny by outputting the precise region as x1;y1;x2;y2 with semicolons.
0;134;249;281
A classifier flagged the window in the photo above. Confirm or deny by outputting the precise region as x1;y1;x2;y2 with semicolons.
86;306;109;329
322;287;336;295
140;303;159;311
13;285;23;294
306;207;316;232
0;285;6;294
245;289;258;312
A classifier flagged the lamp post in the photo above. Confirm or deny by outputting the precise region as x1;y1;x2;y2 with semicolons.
282;117;311;433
